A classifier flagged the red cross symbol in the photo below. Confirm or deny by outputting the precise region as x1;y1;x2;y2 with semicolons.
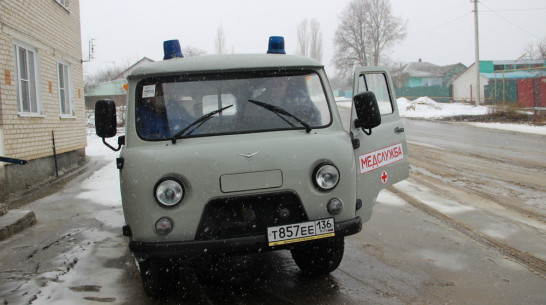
381;171;388;184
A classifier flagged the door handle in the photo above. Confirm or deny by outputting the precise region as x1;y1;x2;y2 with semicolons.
394;127;405;133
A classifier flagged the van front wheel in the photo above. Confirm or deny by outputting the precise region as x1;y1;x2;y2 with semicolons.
290;236;344;276
138;258;179;298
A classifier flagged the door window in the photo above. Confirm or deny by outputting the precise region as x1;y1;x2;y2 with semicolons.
357;73;393;115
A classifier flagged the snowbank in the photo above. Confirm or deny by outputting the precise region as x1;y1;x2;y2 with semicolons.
396;96;489;118
338;96;489;118
336;96;546;135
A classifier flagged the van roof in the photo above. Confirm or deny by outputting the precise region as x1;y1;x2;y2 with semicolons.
128;54;323;79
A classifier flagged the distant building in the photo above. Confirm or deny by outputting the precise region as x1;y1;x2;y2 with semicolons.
392;60;466;88
84;57;154;110
452;59;546;105
0;0;87;200
114;57;154;80
391;60;466;102
85;79;128;109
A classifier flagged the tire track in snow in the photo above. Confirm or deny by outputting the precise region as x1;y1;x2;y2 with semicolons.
389;186;546;279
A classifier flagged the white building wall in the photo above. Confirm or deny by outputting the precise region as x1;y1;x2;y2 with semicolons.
452;64;490;104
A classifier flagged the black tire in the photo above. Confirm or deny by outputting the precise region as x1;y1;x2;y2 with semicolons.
290;236;344;276
138;258;179;298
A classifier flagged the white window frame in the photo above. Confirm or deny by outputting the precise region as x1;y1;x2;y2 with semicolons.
14;41;42;117
57;59;74;117
422;77;442;87
56;0;68;8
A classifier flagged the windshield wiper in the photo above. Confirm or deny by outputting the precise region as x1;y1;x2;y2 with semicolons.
170;104;233;144
248;99;311;133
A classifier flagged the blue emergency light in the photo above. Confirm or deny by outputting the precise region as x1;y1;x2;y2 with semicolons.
267;36;286;54
163;40;184;60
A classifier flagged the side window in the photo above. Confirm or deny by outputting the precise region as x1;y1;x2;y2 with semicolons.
358;73;393;115
14;42;40;114
202;94;237;115
55;0;68;9
57;61;72;116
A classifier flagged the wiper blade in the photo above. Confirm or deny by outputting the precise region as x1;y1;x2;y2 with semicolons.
248;99;311;133
170;104;233;144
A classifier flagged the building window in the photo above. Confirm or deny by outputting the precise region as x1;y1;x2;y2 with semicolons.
422;78;442;87
494;65;505;71
56;0;68;8
57;61;72;116
14;43;39;114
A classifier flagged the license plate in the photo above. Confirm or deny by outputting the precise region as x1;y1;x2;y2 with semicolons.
267;218;335;247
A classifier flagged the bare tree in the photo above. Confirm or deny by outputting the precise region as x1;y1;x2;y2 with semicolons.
183;46;207;57
84;61;130;93
524;37;546;60
296;19;323;62
309;19;323;62
296;19;309;57
332;0;407;76
215;25;226;55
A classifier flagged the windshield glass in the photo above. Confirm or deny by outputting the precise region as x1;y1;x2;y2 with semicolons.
135;71;331;140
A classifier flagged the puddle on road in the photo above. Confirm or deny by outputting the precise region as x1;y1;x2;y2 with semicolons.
69;285;101;292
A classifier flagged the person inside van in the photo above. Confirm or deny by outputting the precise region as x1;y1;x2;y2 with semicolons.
257;76;321;126
166;96;201;135
136;84;171;139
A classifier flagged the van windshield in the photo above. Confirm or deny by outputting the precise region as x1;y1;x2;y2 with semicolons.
135;70;331;140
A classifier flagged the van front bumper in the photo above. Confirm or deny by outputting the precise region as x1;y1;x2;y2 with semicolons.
129;216;362;260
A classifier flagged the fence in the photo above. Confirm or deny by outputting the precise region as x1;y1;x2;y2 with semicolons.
485;67;546;107
394;85;452;102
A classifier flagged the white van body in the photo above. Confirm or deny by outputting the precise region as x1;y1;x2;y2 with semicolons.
96;52;409;297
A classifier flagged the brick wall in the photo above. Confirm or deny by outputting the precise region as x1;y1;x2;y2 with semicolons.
0;0;86;162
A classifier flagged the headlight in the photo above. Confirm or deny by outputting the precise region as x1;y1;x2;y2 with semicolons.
314;164;340;190
155;179;184;207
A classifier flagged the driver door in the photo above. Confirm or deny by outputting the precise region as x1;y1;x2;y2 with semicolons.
351;67;409;221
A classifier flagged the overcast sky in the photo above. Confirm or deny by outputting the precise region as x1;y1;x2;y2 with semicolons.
80;0;546;77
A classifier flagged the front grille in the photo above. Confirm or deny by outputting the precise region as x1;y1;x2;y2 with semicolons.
195;191;308;240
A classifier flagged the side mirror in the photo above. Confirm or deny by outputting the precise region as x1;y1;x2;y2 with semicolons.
95;99;117;138
95;99;123;151
353;91;381;135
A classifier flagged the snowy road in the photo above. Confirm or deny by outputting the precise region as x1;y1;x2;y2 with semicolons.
1;117;546;304
403;119;546;167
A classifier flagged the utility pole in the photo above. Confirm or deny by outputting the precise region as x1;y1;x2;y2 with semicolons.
473;0;480;106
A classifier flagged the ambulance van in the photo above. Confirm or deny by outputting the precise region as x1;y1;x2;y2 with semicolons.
95;37;409;297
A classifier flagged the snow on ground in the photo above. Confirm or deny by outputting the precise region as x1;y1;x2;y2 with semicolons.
465;122;546;136
85;126;124;158
336;96;546;136
28;132;127;304
31;228;128;305
395;96;490;118
79;130;122;208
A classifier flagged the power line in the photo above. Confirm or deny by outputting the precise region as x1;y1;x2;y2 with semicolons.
480;2;541;39
482;7;546;12
410;12;472;37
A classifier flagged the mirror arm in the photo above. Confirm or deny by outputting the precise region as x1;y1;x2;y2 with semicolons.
354;119;362;129
102;137;122;152
354;119;373;136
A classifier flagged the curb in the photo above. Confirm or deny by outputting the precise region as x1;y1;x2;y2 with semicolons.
0;209;37;241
